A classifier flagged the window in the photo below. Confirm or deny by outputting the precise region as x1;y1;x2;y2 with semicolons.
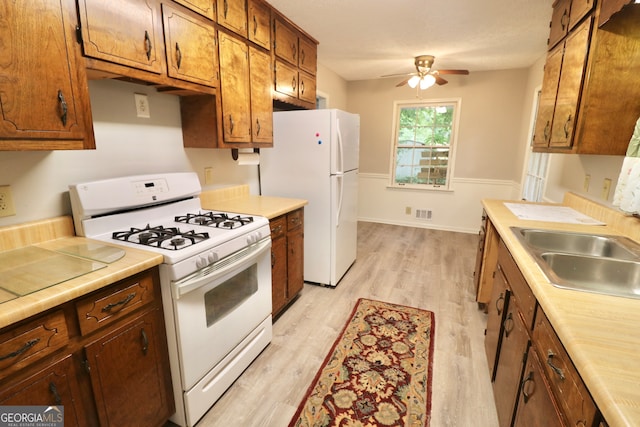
522;151;550;202
390;99;460;190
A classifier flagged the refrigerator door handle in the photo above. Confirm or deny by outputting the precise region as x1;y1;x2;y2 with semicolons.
336;172;344;228
336;118;344;174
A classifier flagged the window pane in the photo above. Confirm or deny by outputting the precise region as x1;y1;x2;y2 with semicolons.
392;101;458;189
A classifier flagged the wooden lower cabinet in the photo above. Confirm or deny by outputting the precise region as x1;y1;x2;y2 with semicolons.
484;239;604;427
84;308;172;427
513;347;564;427
270;208;304;316
0;267;174;427
0;354;89;426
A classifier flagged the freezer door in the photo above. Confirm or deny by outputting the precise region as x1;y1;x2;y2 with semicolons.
330;169;358;286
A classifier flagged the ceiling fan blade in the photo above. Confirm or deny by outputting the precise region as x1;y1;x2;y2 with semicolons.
434;75;448;85
437;69;469;75
396;77;411;87
381;72;417;78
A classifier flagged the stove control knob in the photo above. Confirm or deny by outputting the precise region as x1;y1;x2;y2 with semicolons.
247;234;256;244
196;256;208;269
208;252;218;263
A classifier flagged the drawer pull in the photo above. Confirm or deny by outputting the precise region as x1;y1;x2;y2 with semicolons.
521;370;535;403
503;312;514;338
495;292;505;315
141;328;149;355
49;381;62;405
547;350;565;381
0;338;40;361
57;90;68;126
144;30;152;60
101;292;136;313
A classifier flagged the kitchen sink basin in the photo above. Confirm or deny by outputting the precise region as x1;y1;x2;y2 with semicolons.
513;228;640;260
511;227;640;299
540;253;640;299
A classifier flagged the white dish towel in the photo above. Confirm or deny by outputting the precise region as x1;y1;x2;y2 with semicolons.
613;117;640;214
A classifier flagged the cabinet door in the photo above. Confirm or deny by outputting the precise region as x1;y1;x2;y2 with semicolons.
248;0;271;50
287;226;304;299
84;309;173;427
298;71;317;104
172;0;216;20
270;217;288;315
218;32;252;143
0;0;93;149
550;18;592;149
216;0;247;36
78;0;164;74
163;4;219;87
249;48;273;144
273;18;298;65
513;348;564;427
569;0;595;30
493;295;530;427
548;0;570;49
274;61;299;98
0;355;89;427
298;37;317;75
533;45;563;148
485;266;509;380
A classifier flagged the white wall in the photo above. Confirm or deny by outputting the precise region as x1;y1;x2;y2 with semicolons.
0;79;256;227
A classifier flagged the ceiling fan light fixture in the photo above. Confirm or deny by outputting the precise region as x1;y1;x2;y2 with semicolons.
407;75;421;88
420;74;436;90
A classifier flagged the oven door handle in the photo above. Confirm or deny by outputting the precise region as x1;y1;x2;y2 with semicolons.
172;237;271;299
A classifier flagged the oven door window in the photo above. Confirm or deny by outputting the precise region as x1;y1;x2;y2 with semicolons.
204;264;258;327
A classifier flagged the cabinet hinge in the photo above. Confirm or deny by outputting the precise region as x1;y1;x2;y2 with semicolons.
75;25;83;44
81;359;91;374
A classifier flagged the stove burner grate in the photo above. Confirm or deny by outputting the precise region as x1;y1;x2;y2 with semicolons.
112;225;209;250
175;212;254;229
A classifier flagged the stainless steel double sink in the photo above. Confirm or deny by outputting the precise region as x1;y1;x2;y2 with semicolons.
511;227;640;299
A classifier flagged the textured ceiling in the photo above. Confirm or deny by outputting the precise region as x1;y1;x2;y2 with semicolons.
267;0;555;81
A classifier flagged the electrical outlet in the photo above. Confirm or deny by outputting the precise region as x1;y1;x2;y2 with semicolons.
405;206;411;215
134;93;150;118
0;185;16;217
602;178;612;200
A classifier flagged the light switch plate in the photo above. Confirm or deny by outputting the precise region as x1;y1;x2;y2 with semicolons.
134;93;150;118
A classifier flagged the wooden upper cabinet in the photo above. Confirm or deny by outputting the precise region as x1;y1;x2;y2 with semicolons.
218;32;252;143
299;37;317;75
162;4;219;87
217;0;248;36
249;48;273;143
298;72;317;104
274;61;299;98
548;0;594;49
0;0;94;150
549;19;591;149
599;0;636;26
274;17;299;66
248;0;271;50
533;46;563;148
77;0;164;74
172;0;216;21
548;0;571;49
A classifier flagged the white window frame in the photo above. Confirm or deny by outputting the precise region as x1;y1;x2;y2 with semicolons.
388;98;461;191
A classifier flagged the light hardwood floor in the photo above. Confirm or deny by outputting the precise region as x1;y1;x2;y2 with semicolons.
193;221;499;426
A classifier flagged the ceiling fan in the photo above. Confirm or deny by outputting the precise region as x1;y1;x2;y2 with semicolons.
383;55;469;89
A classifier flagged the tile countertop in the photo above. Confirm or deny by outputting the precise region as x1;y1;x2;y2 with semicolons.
200;185;307;219
0;216;163;330
483;194;640;427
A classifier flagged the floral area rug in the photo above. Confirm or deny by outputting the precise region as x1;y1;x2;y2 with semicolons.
289;298;435;427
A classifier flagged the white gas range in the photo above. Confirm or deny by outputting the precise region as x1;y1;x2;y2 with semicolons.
70;172;273;427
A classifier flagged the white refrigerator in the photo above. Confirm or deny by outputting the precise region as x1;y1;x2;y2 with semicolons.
260;109;360;287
